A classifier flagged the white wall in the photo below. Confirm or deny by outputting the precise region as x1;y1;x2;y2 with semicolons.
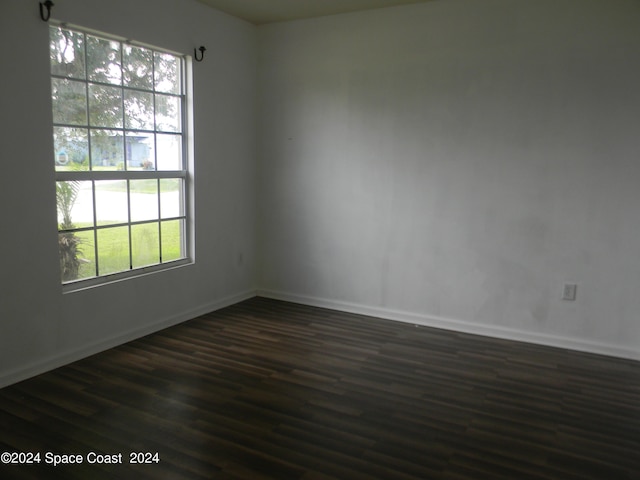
257;0;640;358
2;0;639;388
0;0;257;387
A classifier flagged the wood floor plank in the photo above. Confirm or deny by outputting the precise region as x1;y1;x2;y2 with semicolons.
1;296;639;479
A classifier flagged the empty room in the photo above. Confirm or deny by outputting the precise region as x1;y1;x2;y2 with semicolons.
1;0;639;478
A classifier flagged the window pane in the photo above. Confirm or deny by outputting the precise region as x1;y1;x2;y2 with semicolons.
131;223;160;268
155;94;181;132
50;27;85;79
130;179;159;222
156;134;182;171
90;130;124;170
160;178;183;219
95;180;128;226
56;180;93;229
123;45;153;90
89;84;123;128
52;78;87;126
161;219;184;262
54;127;89;171
87;35;122;85
97;226;130;275
59;230;95;282
124;90;154;130
154;52;180;94
125;132;154;170
75;230;96;280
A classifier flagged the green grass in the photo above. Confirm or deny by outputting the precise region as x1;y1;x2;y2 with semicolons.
56;165;131;173
69;220;184;280
98;179;180;194
55;165;181;195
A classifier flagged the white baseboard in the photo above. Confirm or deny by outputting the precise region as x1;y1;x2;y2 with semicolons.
257;289;640;361
0;289;257;389
3;288;637;389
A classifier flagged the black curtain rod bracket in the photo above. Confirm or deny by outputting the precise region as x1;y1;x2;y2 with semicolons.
40;1;54;22
194;46;206;62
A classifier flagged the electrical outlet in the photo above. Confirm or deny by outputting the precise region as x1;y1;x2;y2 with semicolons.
562;283;577;301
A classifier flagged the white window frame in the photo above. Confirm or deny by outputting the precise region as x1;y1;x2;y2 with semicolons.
50;23;193;291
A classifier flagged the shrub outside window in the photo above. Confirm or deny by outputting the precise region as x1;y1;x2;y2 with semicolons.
50;25;190;286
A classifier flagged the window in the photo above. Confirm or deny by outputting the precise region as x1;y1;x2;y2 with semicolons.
50;25;190;286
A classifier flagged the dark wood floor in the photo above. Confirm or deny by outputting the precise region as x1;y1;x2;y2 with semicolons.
1;297;639;479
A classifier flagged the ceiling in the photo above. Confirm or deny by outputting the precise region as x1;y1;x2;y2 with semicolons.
196;0;434;25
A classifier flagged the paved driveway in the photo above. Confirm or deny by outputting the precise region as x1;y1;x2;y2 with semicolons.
65;182;181;225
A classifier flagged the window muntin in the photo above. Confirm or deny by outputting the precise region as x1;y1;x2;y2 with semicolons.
51;25;189;285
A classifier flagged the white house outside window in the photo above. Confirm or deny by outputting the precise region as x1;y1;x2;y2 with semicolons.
50;25;190;286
